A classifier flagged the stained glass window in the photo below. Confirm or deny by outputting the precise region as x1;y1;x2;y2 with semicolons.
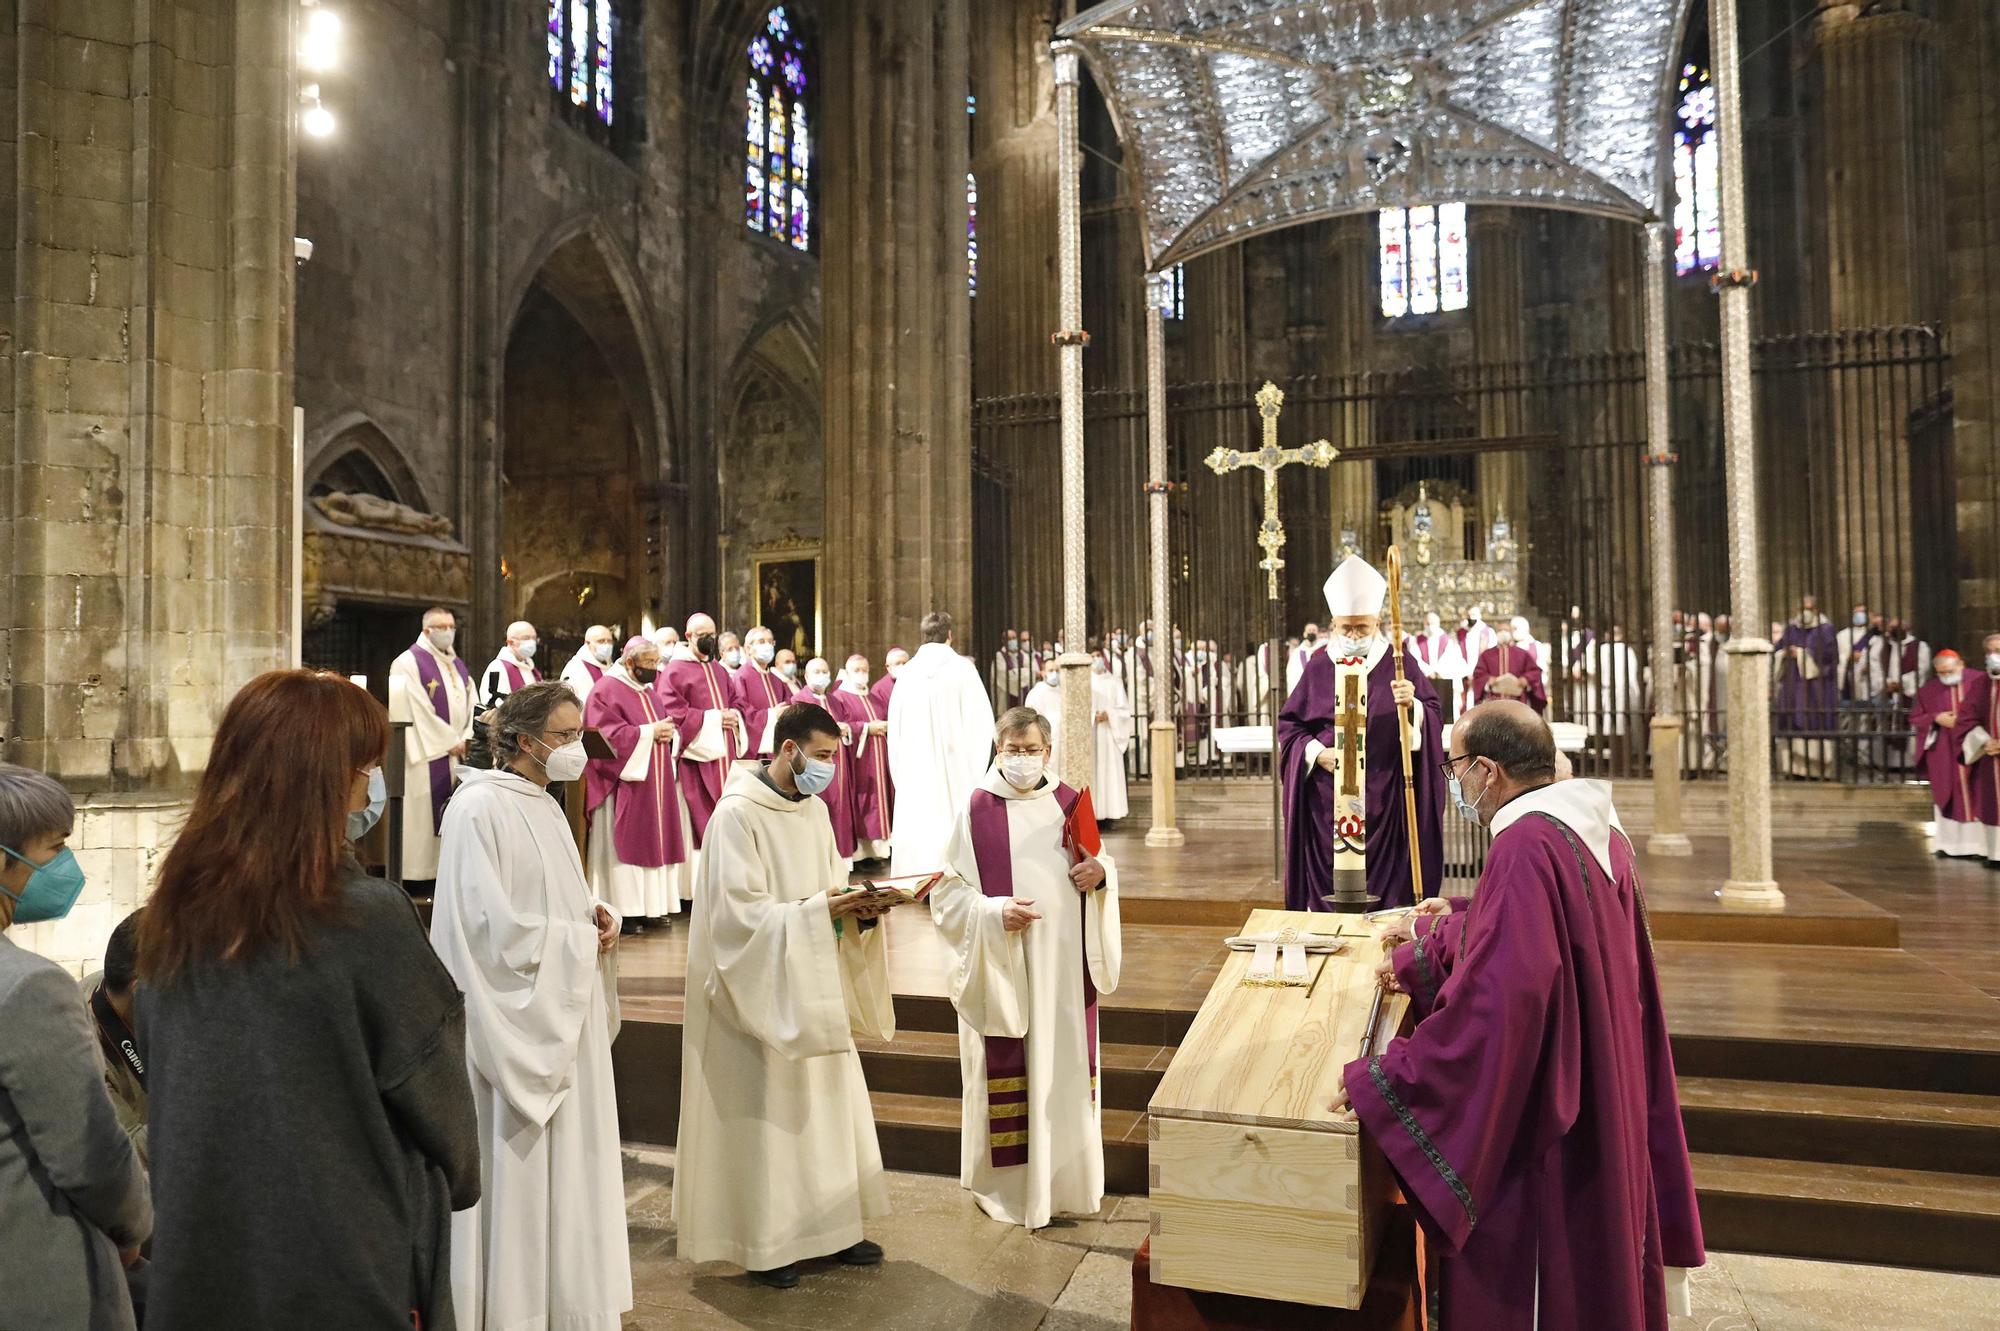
1673;63;1720;275
1379;202;1468;318
1155;264;1184;321
547;0;614;127
747;6;812;250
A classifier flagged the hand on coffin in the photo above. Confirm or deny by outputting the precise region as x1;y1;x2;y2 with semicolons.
1377;918;1415;950
1414;896;1451;916
594;904;619;953
1069;856;1106;894
1390;679;1415;708
1001;898;1042;932
1375;952;1404;994
1328;1073;1356;1122
1315;748;1340;774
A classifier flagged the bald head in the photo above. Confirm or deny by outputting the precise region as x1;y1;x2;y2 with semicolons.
1451;700;1557;782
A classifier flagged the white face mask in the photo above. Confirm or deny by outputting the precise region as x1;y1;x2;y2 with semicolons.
724;649;744;668
1939;673;1962;687
779;662;797;680
887;662;904;679
847;671;868;690
752;642;775;665
1988;653;2000;674
1044;674;1059;688
1333;633;1376;659
530;735;587;783
807;670;831;691
999;753;1045;789
426;626;455;653
591;642;614;665
515;638;538;660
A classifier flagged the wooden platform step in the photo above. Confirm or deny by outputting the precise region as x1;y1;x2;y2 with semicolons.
856;1029;1171;1113
1691;1153;2000;1276
868;1090;1151;1196
1680;1078;2000;1176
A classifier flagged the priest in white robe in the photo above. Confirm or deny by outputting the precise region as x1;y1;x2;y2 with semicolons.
930;706;1121;1230
477;620;544;710
387;606;475;882
1024;664;1063;767
559;624;618;708
1090;658;1133;820
674;702;902;1288
432;681;631;1330
887;610;995;876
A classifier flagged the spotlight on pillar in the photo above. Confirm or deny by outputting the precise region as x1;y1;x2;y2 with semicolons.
300;2;342;72
300;85;336;138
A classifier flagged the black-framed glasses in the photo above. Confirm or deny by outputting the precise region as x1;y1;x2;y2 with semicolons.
1437;753;1479;783
544;727;584;745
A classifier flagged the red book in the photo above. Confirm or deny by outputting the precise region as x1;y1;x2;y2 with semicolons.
1062;786;1101;862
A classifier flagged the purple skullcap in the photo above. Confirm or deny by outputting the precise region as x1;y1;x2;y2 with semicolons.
622;635;653;658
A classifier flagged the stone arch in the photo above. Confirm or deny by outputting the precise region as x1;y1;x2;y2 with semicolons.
304;413;433;513
718;310;823;631
498;219;675;659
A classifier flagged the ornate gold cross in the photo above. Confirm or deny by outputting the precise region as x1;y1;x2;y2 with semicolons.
1204;381;1339;599
1336;671;1366;798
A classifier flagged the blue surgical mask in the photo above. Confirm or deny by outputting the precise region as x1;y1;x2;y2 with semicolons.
348;767;387;841
1447;762;1487;826
794;752;837;796
1853;613;1867;627
0;843;87;925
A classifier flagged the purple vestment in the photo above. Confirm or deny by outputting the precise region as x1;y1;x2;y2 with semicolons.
1912;677;1980;823
792;684;859;857
1966;673;2000;833
407;642;472;833
658;655;743;847
731;660;788;756
581;675;686;868
1277;645;1445;912
1346;802;1705;1331
843;685;894;843
1470;644;1547;714
1774;618;1838;731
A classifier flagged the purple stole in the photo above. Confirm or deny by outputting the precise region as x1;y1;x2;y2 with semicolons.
501;658;541;691
967;781;1098;1170
582;660;604;686
410;644;472;834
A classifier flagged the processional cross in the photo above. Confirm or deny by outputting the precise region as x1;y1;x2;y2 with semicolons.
1205;381;1340;882
1204;382;1340;598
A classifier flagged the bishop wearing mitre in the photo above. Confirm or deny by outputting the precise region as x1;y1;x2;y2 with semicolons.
930;707;1120;1229
1278;556;1446;911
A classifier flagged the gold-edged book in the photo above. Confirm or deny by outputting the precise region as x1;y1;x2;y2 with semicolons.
856;871;947;904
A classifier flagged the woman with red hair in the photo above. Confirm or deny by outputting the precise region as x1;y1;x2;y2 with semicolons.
137;670;480;1331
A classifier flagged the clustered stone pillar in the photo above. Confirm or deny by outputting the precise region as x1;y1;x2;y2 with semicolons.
1143;286;1184;847
4;0;299;969
821;0;973;655
1050;43;1093;791
1470;208;1529;538
1642;223;1692;857
1713;0;1784;906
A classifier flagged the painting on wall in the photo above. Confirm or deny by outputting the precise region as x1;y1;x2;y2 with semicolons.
751;545;820;659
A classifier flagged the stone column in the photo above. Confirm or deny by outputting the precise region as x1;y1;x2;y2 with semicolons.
1322;218;1376;551
5;0;298;969
821;1;973;654
1470;208;1528;542
1715;0;1784;905
1144;288;1184;847
1810;0;1944;614
1642;224;1692;856
1051;44;1093;790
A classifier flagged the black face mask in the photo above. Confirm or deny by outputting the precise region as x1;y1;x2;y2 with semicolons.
694;634;718;659
632;665;659;685
1304;631;1318;643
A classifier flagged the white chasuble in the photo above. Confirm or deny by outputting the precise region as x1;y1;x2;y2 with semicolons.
431;769;631;1330
1091;671;1133;821
886;642;997;877
674;765;894;1271
931;769;1122;1229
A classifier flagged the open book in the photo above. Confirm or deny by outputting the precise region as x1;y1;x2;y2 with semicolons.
855;871;947;904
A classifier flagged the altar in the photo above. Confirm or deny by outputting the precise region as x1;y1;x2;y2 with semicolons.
1379;481;1525;626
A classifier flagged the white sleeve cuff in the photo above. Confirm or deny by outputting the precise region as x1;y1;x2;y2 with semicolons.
1304;739;1325;771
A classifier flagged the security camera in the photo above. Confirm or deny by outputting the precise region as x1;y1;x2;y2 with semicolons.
294;236;314;262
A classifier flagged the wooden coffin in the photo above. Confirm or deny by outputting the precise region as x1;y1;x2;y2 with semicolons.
1147;908;1409;1310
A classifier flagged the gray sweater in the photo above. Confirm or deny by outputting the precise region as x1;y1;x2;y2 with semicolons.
0;932;153;1331
138;867;480;1330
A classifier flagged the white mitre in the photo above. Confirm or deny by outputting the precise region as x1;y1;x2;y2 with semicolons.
1322;554;1388;618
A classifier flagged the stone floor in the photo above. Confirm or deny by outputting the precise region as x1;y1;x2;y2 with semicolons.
618;1148;2000;1331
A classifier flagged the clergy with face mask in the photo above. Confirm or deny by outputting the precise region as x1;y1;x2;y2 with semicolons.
1023;661;1064;769
1961;634;2000;864
657;613;748;867
792;659;861;862
1276;555;1445;911
479;620;544;710
732;626;789;757
1912;650;1986;858
559;624;618;709
872;646;908;713
433;682;631;1330
387;606;475;882
1413;610;1470;720
582;638;689;923
1333;701;1704;1331
1470;620;1548;715
840;655;893;864
929;708;1119;1230
674;703;901;1288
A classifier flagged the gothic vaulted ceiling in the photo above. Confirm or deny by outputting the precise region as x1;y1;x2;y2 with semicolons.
1058;0;1689;268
